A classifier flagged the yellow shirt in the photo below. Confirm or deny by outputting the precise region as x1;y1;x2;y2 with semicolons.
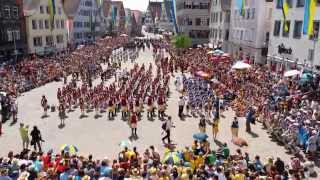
19;127;28;140
231;173;245;180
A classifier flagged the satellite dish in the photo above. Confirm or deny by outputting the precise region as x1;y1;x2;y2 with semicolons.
62;0;81;18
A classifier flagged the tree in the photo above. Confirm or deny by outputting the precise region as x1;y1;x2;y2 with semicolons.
172;35;191;48
171;35;192;55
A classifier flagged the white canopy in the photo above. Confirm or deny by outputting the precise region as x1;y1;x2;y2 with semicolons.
231;61;251;70
284;69;300;77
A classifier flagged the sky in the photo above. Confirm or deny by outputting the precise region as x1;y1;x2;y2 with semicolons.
121;0;150;11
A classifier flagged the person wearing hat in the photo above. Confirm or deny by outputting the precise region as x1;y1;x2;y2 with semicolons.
231;117;239;139
19;123;29;150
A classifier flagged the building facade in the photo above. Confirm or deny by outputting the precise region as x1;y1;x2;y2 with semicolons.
0;0;27;62
124;8;132;35
145;1;162;33
158;0;175;33
268;0;320;70
209;0;231;51
131;10;143;36
71;0;101;45
24;0;68;55
229;0;273;64
176;0;210;45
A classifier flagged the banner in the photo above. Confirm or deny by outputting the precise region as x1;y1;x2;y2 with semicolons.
170;0;178;33
48;0;56;30
236;0;245;17
112;6;118;25
303;0;316;35
281;0;289;32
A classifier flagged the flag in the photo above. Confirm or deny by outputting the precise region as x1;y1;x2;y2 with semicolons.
237;0;245;17
96;0;102;7
281;0;289;32
170;0;178;33
112;6;118;25
303;0;316;35
48;0;56;31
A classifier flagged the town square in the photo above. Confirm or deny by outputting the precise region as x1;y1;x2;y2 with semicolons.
0;0;320;179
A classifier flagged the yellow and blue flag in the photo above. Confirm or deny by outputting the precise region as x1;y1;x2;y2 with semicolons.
303;0;316;35
237;0;245;17
48;0;56;31
281;0;289;32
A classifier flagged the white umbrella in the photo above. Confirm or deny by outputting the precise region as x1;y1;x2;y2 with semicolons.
120;34;128;37
231;61;251;70
214;49;224;54
284;69;300;77
207;50;214;54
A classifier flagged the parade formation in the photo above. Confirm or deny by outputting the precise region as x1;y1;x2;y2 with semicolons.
0;30;319;179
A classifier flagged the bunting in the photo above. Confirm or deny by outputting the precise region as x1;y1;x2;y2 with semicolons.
303;0;316;36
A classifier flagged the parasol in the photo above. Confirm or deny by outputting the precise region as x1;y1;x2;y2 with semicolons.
231;61;251;70
120;34;128;37
163;152;181;165
60;144;78;154
193;132;209;141
119;140;131;148
284;69;300;77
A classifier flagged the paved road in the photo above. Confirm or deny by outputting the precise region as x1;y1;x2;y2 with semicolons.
0;43;305;169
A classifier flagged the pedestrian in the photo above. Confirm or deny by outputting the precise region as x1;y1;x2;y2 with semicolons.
199;117;206;133
30;126;43;152
246;107;255;133
11;99;18;122
231;117;239;138
19;123;29;150
178;96;185;118
41;95;48;117
58;103;66;126
130;111;138;137
162;116;174;144
211;117;219;140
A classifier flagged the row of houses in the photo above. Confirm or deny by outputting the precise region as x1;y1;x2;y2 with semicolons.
162;0;320;69
0;0;143;62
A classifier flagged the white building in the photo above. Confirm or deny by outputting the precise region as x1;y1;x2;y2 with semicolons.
229;0;273;64
24;0;68;55
176;0;210;45
71;0;101;45
268;0;320;71
209;0;231;52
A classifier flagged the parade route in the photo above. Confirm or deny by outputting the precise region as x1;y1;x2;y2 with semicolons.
0;43;297;166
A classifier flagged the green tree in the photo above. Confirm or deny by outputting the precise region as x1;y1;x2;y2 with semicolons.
171;35;192;55
172;35;191;48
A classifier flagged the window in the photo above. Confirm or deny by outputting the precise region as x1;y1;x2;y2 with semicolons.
282;21;291;37
246;9;250;19
3;6;10;18
12;6;18;18
45;36;53;46
61;20;65;29
293;21;302;39
220;12;222;22
308;49;314;61
207;18;209;26
56;35;64;43
274;21;281;36
249;8;254;20
196;18;201;26
46;6;50;14
310;21;320;39
45;20;49;29
297;0;305;7
40;6;44;13
58;7;62;15
39;20;44;29
56;20;60;29
32;20;37;30
33;37;42;47
7;30;13;41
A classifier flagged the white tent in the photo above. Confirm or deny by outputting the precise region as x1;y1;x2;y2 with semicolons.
284;69;300;77
231;61;251;70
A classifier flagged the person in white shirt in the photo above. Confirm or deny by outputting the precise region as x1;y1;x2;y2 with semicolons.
178;97;185;118
162;116;174;144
